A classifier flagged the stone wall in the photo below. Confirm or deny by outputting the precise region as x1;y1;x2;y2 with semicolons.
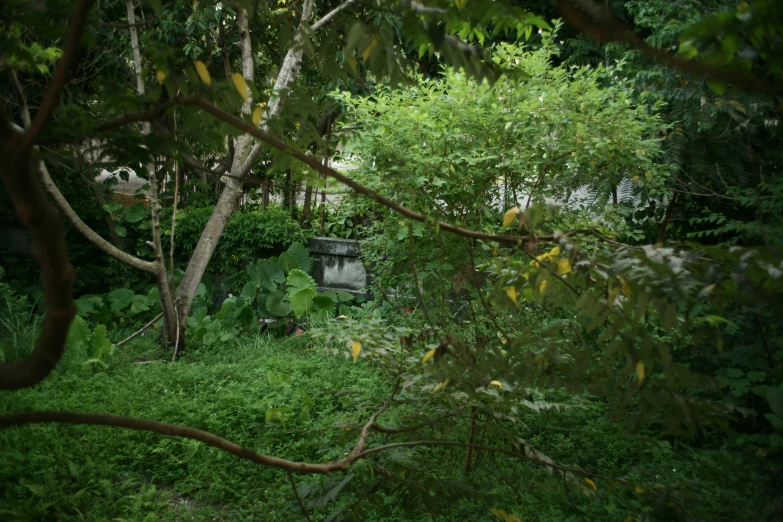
308;237;368;295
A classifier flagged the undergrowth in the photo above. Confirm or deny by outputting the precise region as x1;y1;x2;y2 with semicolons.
0;334;779;521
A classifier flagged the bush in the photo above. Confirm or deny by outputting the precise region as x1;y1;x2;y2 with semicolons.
172;205;311;279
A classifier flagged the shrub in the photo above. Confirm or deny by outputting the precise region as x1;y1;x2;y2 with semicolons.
172;205;311;280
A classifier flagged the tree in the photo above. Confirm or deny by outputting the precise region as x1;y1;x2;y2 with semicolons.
1;0;781;518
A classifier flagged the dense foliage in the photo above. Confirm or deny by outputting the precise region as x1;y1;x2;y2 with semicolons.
1;0;782;520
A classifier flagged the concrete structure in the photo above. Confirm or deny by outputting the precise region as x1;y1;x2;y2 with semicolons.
309;237;369;295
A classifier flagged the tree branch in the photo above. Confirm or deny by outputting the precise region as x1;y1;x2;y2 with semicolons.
557;0;782;94
187;96;579;247
288;470;312;521
0;410;643;489
19;0;94;150
0;117;76;391
311;0;356;32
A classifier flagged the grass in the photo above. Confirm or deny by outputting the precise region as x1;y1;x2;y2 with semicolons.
0;332;780;521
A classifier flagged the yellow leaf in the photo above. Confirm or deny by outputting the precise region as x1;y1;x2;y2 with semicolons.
538;279;548;295
489;380;503;388
635;361;645;383
635;486;645;494
231;72;249;101
454;0;468;9
433;378;450;392
584;477;597;491
362;35;378;61
490;508;515;522
533;252;551;264
252;106;264;126
351;341;361;362
503;206;520;228
155;69;166;85
608;286;621;308
506;287;519;307
549;246;561;257
422;348;436;364
194;60;211;85
557;258;571;275
618;275;631;296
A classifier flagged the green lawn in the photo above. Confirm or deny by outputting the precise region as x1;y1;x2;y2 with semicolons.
0;334;778;521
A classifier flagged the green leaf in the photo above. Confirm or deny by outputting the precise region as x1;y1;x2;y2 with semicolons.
114;225;127;238
266;291;292;317
75;295;103;317
286;243;312;273
312;295;336;319
108;288;134;311
88;325;114;360
768;387;783;418
248;260;285;291
265;407;292;428
290;288;318;318
66;316;91;355
278;252;300;274
240;281;257;303
129;294;151;314
286;269;317;293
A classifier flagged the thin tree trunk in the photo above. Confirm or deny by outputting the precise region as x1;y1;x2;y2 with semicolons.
464;406;478;474
126;0;178;344
176;0;345;324
302;181;313;225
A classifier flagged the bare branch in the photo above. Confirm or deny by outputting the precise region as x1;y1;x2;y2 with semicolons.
0;411;338;474
116;312;164;347
288;470;312;521
0;410;645;489
311;0;356;32
9;70;31;128
19;0;94;150
98;18;156;29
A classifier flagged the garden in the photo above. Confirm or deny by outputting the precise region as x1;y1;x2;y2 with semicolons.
1;0;782;521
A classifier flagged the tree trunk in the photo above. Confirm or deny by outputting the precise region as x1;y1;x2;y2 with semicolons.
126;0;179;345
175;0;315;324
302;181;313;225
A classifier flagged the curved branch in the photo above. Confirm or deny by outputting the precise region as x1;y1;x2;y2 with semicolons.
0;411;338;474
187;97;578;246
0;117;75;390
38;158;159;274
19;0;94;149
0;410;641;489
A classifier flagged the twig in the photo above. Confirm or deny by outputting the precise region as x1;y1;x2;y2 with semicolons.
116;312;164;347
287;470;312;521
464;406;478;474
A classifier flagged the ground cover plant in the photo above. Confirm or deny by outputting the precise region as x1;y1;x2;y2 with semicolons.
0;334;777;521
1;0;782;521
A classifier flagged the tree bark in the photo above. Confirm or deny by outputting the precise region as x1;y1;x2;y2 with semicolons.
175;0;315;323
126;0;178;344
